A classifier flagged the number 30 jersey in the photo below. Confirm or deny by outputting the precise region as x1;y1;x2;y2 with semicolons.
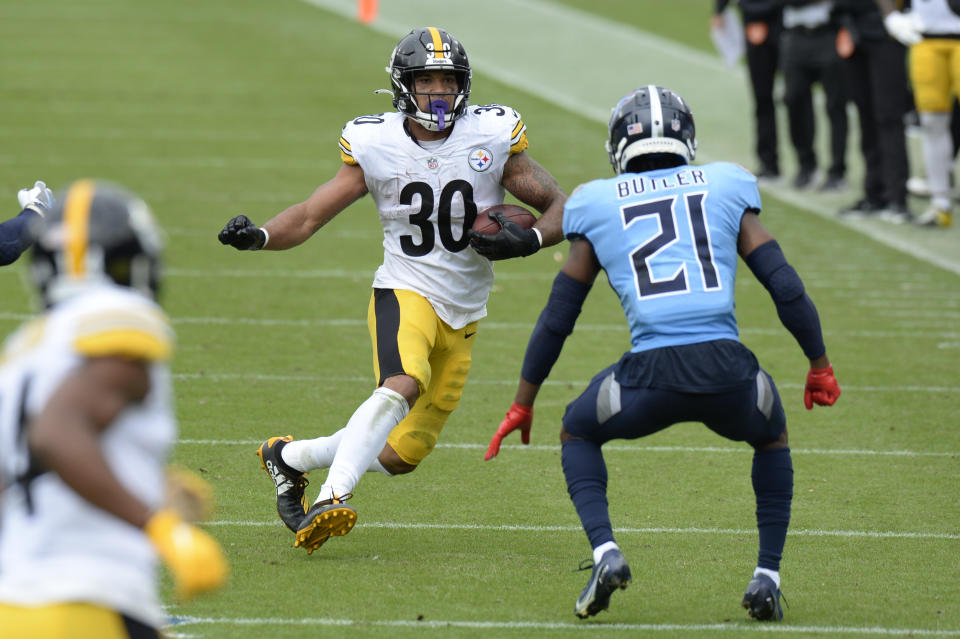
563;162;762;353
339;106;529;329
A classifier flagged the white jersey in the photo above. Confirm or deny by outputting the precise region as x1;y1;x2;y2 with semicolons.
339;106;529;329
915;0;960;35
0;285;175;628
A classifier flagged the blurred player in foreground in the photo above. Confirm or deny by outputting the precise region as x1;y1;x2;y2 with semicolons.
0;180;228;638
218;27;565;554
0;180;55;266
485;86;841;621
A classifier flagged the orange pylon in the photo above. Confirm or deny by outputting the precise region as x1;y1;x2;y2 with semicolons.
358;0;377;24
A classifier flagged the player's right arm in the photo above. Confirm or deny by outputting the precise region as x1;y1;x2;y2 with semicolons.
738;212;841;409
29;313;228;599
219;163;368;251
485;238;600;460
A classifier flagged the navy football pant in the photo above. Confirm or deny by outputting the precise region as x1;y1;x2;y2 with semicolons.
561;366;792;570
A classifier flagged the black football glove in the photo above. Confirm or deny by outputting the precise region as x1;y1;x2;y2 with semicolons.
218;215;266;250
468;211;540;260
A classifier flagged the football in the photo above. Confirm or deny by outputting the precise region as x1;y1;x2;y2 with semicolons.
472;204;537;235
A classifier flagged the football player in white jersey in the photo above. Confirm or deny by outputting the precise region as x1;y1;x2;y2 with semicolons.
878;0;960;227
218;26;567;553
0;181;228;638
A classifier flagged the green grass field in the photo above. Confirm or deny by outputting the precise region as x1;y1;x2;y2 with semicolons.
1;1;958;637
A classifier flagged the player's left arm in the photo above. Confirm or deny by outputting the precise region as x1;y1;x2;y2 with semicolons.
738;212;840;409
501;151;566;249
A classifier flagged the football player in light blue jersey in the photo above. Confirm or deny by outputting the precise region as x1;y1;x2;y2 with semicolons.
485;86;841;621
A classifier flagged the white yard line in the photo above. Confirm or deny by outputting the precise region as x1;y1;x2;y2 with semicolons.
178;438;958;458
199;519;959;541
166;614;960;636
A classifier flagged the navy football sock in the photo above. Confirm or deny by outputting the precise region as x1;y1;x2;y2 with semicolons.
561;438;614;548
752;446;794;571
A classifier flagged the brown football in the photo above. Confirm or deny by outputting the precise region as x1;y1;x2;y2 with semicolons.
472;204;537;235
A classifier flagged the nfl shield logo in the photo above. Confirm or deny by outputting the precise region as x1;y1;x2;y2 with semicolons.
469;147;493;172
427;157;439;170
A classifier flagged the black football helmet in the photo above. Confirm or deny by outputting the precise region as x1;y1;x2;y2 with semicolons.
386;27;471;131
606;85;697;174
31;180;163;307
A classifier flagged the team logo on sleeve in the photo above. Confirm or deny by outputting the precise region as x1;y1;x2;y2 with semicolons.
468;147;493;172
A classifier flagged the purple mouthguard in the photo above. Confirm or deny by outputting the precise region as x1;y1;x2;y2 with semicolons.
430;100;448;130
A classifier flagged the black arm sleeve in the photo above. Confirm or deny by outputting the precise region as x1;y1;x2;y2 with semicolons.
744;240;826;360
0;209;41;266
520;271;592;385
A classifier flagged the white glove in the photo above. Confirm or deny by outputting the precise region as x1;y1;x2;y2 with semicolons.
883;11;923;47
17;180;55;217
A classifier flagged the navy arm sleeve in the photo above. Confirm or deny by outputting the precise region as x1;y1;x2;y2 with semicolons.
520;271;592;385
0;209;42;266
744;240;826;360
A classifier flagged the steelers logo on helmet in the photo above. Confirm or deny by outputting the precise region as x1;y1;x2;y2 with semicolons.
606;85;698;175
31;180;163;307
384;27;472;132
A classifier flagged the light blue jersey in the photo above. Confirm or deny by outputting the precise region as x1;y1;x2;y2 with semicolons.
563;162;762;352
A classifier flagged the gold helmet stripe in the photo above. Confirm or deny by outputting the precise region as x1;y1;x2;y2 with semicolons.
427;27;444;59
63;179;96;278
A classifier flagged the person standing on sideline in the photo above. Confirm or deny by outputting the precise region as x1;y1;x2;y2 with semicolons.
485;86;841;621
712;0;785;181
0;180;54;266
218;27;566;554
836;0;912;221
779;0;849;191
877;0;960;227
0;180;228;639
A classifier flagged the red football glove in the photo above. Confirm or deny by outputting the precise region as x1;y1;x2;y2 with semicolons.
804;364;841;410
484;403;533;460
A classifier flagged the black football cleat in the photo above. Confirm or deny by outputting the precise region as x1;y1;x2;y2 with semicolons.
294;494;357;555
256;436;309;532
741;573;784;621
574;548;632;618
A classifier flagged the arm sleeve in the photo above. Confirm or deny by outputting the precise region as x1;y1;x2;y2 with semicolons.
0;209;41;266
520;271;592;385
744;240;826;360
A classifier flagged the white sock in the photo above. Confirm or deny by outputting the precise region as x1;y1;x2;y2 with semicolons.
919;111;954;208
592;541;619;564
316;387;409;502
281;429;344;473
754;566;781;589
282;430;394;476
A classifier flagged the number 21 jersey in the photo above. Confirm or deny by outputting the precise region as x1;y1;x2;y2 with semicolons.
564;162;762;352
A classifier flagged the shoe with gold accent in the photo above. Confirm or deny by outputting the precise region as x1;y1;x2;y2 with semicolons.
914;205;952;228
256;436;308;532
294;494;356;554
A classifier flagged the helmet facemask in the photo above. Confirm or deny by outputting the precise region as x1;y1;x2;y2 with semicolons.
386;27;472;132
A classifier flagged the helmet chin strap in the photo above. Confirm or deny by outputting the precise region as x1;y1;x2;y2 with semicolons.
429;99;448;131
